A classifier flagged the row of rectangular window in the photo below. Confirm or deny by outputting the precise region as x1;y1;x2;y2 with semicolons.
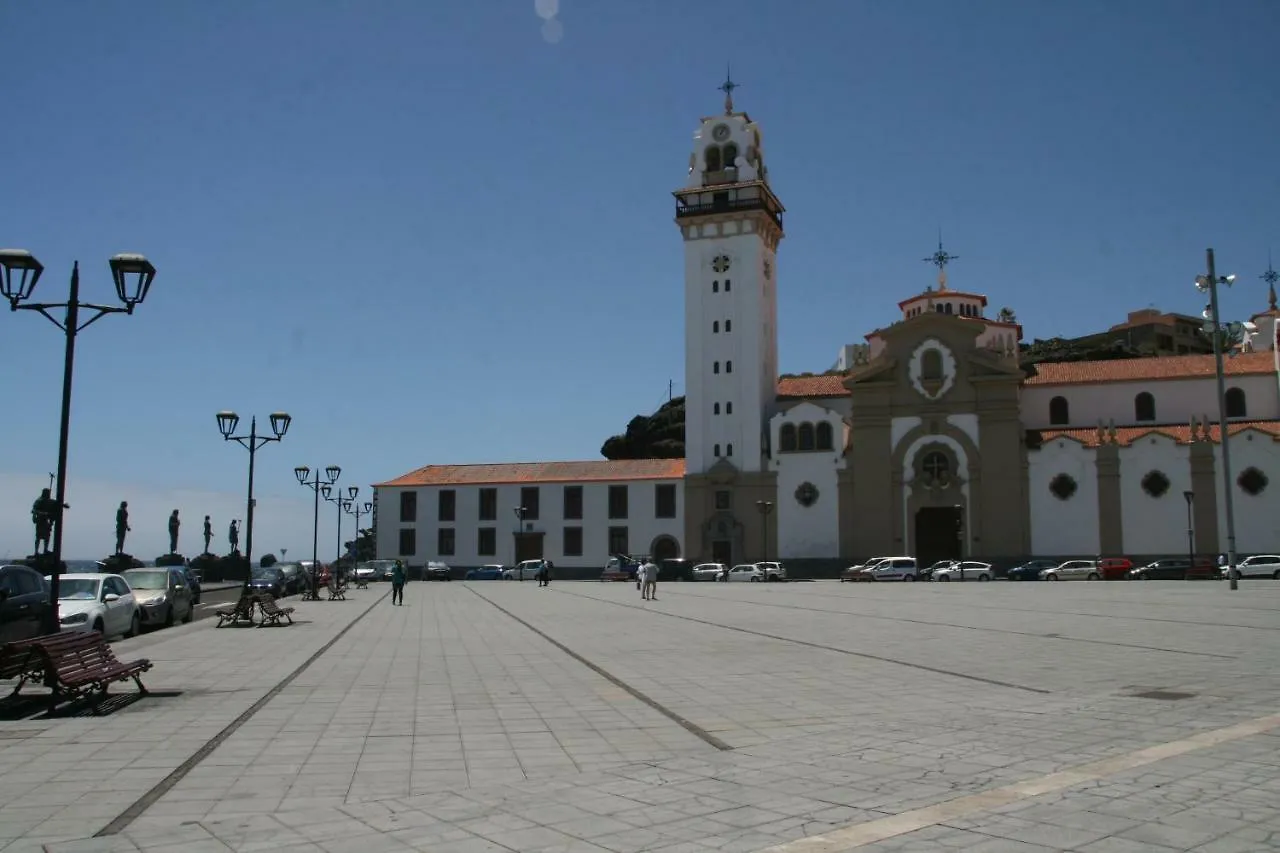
712;320;732;333
712;361;733;373
399;484;677;523
713;402;733;414
711;279;731;293
397;525;631;558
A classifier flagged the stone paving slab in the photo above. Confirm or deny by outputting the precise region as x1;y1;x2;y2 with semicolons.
7;579;1280;852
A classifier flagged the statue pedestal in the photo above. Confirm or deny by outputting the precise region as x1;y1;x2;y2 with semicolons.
219;552;250;583
22;553;67;575
100;553;143;573
155;553;186;568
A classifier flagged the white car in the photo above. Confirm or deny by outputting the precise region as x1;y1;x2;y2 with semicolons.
1040;560;1099;581
755;561;787;582
50;573;139;638
869;557;919;581
932;561;993;582
692;562;726;581
1224;555;1280;580
726;564;764;582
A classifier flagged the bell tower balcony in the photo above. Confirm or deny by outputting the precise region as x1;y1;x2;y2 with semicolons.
674;181;785;232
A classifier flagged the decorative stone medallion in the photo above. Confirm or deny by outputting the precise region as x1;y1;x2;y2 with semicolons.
712;254;731;273
1238;467;1269;496
795;482;819;507
907;338;956;401
1141;470;1171;498
1049;473;1077;501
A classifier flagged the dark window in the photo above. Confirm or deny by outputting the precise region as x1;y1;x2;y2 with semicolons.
798;422;816;451
724;279;731;292
714;443;721;456
726;443;734;456
713;402;720;415
399;491;417;523
921;349;943;380
816;421;834;450
715;490;731;510
726;402;733;414
725;319;732;332
478;488;497;521
705;146;722;171
712;280;719;293
477;528;496;556
1225;387;1247;418
655;484;677;518
608;485;628;519
520;486;540;520
1049;396;1069;426
726;360;733;373
1134;392;1156;422
438;490;455;522
780;424;797;452
563;526;583;557
437;528;455;556
723;142;738;166
398;528;416;556
922;451;949;479
563;485;583;520
608;526;629;555
713;361;720;373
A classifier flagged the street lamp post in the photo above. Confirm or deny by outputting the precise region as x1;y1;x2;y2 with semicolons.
512;506;526;577
955;504;966;581
755;500;773;562
0;249;156;634
323;484;359;579
295;465;341;599
216;412;292;591
343;499;373;562
1195;249;1239;591
1183;490;1195;576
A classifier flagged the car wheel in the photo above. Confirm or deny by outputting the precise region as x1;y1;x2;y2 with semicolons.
182;603;194;623
903;573;916;582
1087;573;1100;581
1273;570;1280;580
938;575;950;582
125;612;140;639
1046;574;1059;581
93;618;105;635
165;606;175;627
749;576;758;582
978;574;990;582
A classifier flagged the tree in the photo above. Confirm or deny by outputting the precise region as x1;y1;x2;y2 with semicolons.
260;553;277;567
345;528;375;563
601;397;685;460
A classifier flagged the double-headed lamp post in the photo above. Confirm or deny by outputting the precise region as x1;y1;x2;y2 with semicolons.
513;506;526;572
1195;248;1239;591
755;500;773;562
1183;490;1195;573
323;484;359;572
0;249;156;634
343;499;373;561
295;465;341;598
216;411;291;590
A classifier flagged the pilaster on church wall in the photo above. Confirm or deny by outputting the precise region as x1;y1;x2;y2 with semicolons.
1027;437;1100;556
1117;434;1191;556
1214;431;1280;553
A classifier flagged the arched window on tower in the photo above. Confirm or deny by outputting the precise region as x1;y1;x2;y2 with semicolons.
714;443;721;457
1226;387;1247;418
1049;396;1069;426
780;424;797;452
725;319;732;332
815;421;834;451
713;403;720;415
712;280;719;293
725;361;733;373
722;143;739;169
724;279;731;292
713;361;720;374
1134;392;1156;423
705;146;722;172
798;422;816;451
944;303;953;315
726;443;734;457
712;321;719;333
725;402;733;414
921;349;943;381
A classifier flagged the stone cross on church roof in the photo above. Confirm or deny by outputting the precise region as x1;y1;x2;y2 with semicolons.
923;232;958;291
718;67;739;114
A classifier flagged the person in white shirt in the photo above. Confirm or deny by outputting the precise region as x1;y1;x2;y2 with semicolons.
641;560;658;600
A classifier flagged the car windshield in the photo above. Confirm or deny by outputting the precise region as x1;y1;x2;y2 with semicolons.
59;578;100;600
251;569;281;580
124;570;168;590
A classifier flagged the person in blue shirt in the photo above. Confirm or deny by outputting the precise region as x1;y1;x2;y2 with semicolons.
391;560;406;605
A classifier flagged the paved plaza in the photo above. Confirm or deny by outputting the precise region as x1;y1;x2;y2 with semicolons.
2;578;1279;853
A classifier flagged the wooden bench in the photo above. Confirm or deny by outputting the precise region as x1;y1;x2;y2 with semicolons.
215;594;258;627
28;631;151;713
258;595;295;627
0;633;65;696
354;577;369;590
327;582;346;601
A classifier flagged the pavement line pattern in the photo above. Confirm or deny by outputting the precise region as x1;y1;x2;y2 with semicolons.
95;589;389;837
466;586;733;751
556;587;1051;695
760;711;1280;852
665;587;1237;659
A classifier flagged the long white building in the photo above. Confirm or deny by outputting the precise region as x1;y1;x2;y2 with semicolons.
373;87;1280;571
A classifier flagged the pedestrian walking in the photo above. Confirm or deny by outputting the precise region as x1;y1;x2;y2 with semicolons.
391;559;406;606
641;559;658;600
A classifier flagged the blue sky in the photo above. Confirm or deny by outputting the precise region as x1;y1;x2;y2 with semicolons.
1;0;1276;559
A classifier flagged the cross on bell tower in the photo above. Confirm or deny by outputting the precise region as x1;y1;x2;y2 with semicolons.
1263;251;1278;312
719;67;739;115
923;232;959;291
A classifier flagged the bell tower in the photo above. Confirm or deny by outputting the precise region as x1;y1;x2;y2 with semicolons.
675;77;785;477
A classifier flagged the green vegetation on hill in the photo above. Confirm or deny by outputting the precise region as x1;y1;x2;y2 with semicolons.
601;396;686;460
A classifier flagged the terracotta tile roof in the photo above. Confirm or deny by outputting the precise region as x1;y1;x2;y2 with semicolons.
1037;420;1280;448
1025;350;1275;386
375;458;686;488
777;374;850;399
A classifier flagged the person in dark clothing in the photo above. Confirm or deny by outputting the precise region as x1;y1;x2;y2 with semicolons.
391;560;406;605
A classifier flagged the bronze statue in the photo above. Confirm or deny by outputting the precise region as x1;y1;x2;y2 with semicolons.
229;519;239;552
115;501;131;555
203;515;212;554
168;509;181;554
32;488;68;555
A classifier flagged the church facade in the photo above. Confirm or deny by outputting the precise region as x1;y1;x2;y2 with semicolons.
374;93;1280;571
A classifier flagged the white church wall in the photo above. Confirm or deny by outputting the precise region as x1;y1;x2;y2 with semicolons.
771;404;844;558
1118;435;1191;556
1027;438;1100;556
1215;432;1280;554
1022;374;1278;430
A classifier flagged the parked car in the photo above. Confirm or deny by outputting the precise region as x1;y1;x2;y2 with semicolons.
933;561;993;582
869;557;919;581
1006;559;1059;581
755;561;788;582
918;560;955;581
0;564;51;642
51;573;139;638
1226;554;1280;580
1097;557;1134;580
1040;560;1100;581
659;559;694;582
423;561;453;581
122;567;195;629
183;567;202;604
505;560;546;581
726;564;763;582
465;565;506;580
273;562;304;594
691;562;726;581
248;567;288;598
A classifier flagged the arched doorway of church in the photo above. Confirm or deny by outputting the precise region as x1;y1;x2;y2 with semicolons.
915;506;962;568
649;535;680;562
